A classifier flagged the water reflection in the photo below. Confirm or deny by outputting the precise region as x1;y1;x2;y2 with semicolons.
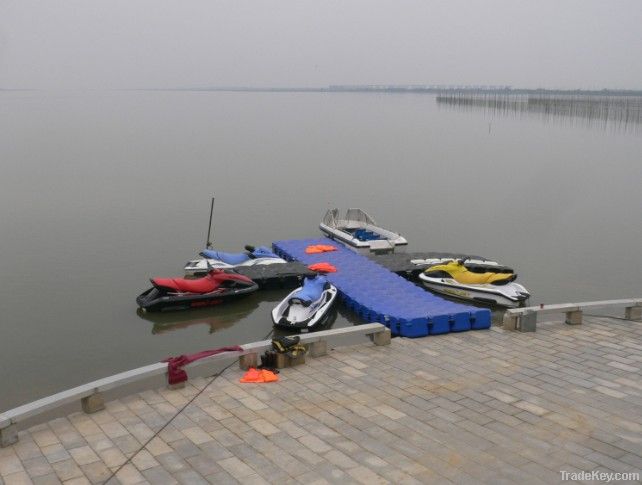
137;298;260;335
436;94;642;133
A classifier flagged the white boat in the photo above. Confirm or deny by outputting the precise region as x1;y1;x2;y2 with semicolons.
184;245;285;276
271;275;338;331
417;258;530;308
319;208;407;254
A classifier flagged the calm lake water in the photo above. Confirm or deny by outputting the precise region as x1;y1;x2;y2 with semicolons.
1;91;641;410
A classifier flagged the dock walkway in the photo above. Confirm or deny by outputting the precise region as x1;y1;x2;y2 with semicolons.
1;315;641;484
273;238;491;337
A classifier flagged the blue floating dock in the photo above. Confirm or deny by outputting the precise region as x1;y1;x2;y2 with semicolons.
273;238;491;338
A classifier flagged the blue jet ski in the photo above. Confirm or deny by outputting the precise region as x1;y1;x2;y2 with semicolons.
271;275;338;331
184;245;286;276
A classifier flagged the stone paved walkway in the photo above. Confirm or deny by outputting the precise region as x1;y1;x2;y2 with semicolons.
1;316;641;484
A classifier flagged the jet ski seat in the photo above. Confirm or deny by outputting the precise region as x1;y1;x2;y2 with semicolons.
201;250;251;265
152;271;253;294
289;276;327;305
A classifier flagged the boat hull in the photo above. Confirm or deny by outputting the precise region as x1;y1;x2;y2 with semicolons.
319;224;407;254
184;257;285;276
136;283;258;312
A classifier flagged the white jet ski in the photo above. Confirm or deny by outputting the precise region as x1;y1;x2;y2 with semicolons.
184;245;286;276
271;275;338;331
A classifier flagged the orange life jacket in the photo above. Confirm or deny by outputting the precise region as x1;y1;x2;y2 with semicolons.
240;368;279;383
308;262;337;273
305;244;338;254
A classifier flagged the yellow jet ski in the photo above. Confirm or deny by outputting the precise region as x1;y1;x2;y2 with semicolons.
418;258;530;307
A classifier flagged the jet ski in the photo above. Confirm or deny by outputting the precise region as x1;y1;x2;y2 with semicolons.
418;258;530;308
184;245;286;276
136;269;258;312
271;275;338;331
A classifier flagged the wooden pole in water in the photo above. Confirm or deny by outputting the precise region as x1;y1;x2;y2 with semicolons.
205;197;215;249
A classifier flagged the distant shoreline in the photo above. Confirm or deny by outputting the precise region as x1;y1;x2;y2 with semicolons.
133;85;642;96
3;86;642;96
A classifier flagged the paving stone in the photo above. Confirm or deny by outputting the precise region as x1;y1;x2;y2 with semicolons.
2;316;642;484
40;445;70;465
169;439;202;460
513;401;550;416
155;452;189;474
173;469;208;485
130;450;159;472
1;471;33;485
79;461;111;484
68;446;100;466
112;435;141;455
181;428;213;446
0;452;25;476
95;447;126;469
13;442;43;462
63;477;90;485
217;457;255;479
51;459;83;482
31;474;62;485
113;464;145;484
22;457;53;478
297;434;332;454
247;420;279;436
141;466;178;485
203;470;238;485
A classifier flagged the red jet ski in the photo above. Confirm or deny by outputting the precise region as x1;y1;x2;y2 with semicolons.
136;269;258;312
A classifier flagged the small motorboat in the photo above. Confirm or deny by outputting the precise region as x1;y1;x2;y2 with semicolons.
136;269;258;312
271;275;338;331
184;245;286;276
418;258;530;308
319;208;407;254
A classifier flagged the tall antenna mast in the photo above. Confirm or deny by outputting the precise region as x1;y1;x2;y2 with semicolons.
205;197;215;249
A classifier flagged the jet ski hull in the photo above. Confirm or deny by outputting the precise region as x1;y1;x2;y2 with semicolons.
418;273;530;308
137;282;258;312
184;257;286;276
271;285;338;331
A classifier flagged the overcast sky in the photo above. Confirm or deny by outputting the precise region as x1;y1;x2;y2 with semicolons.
1;0;641;89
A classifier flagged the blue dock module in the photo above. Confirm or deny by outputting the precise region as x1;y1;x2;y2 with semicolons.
273;238;491;337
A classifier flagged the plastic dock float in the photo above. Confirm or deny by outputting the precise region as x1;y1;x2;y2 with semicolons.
234;262;316;288
273;238;491;337
370;251;491;276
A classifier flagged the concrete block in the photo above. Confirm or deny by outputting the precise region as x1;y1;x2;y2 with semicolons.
565;310;583;325
309;340;328;358
81;392;105;414
625;306;642;321
518;311;537;332
503;313;518;330
370;328;391;346
275;352;306;369
239;353;258;370
0;423;18;447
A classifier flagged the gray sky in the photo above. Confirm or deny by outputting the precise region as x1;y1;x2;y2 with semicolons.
1;0;641;89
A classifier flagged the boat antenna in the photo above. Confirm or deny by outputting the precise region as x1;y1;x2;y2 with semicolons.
205;197;215;249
